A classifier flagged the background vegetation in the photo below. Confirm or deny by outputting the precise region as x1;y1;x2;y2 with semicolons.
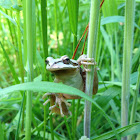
0;0;140;139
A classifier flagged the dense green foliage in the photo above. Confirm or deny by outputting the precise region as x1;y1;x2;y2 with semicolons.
0;0;140;139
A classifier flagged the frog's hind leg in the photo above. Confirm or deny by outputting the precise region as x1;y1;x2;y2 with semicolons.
42;93;71;116
42;93;55;105
54;94;71;117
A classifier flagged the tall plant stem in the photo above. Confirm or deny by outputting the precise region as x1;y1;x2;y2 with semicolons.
128;65;140;140
121;0;135;140
41;0;48;59
17;10;24;83
25;0;33;139
84;0;100;138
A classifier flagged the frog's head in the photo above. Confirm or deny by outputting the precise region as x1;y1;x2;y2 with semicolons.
45;55;79;72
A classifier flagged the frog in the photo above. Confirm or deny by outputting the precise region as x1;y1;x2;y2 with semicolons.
42;54;98;117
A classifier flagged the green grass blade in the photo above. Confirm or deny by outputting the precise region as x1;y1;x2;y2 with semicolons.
121;1;135;140
41;0;48;59
93;122;140;140
0;81;119;139
25;0;34;139
15;92;25;140
0;121;4;140
66;0;79;52
128;65;140;140
16;10;24;83
84;0;100;138
0;42;20;84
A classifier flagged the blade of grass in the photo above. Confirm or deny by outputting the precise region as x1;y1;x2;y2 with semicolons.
0;121;4;140
66;0;79;53
54;0;59;54
16;9;24;83
40;0;49;139
66;0;79;139
15;92;25;140
84;0;100;138
50;114;54;140
25;0;34;139
93;122;140;140
128;65;140;140
41;0;48;59
121;0;135;140
64;116;72;140
23;0;27;66
0;81;122;139
0;42;20;84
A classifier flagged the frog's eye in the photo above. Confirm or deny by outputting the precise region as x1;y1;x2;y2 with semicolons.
45;59;49;65
63;57;70;64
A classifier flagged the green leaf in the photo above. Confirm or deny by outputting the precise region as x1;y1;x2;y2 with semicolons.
0;42;20;84
101;16;140;29
0;121;4;140
92;122;140;140
96;87;121;108
0;81;119;138
0;9;17;26
11;4;23;11
0;81;87;97
66;0;79;35
0;0;17;9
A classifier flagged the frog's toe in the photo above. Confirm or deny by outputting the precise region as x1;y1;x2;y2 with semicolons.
49;104;57;110
42;93;54;99
60;98;71;106
81;61;96;65
43;99;50;105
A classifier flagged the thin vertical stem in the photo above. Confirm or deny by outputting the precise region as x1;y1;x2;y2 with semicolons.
54;0;59;55
115;31;121;80
50;114;54;140
17;10;24;83
40;0;48;139
121;0;135;140
25;0;33;139
84;0;100;138
0;121;4;140
41;0;48;59
128;65;140;140
110;35;114;81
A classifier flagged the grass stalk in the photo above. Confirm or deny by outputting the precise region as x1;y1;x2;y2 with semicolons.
66;0;79;139
54;0;59;54
84;0;100;138
115;31;121;80
72;0;79;53
0;42;20;84
25;0;33;139
64;116;72;140
128;65;140;140
110;35;114;81
0;121;4;140
50;114;54;140
73;1;79;139
40;0;48;139
15;92;25;140
17;10;24;83
121;0;135;140
5;10;14;45
41;0;48;59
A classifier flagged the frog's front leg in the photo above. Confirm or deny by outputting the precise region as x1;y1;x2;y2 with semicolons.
43;93;71;117
77;54;97;72
77;54;99;94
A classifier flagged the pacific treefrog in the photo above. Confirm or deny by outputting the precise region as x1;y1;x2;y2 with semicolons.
43;55;98;116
